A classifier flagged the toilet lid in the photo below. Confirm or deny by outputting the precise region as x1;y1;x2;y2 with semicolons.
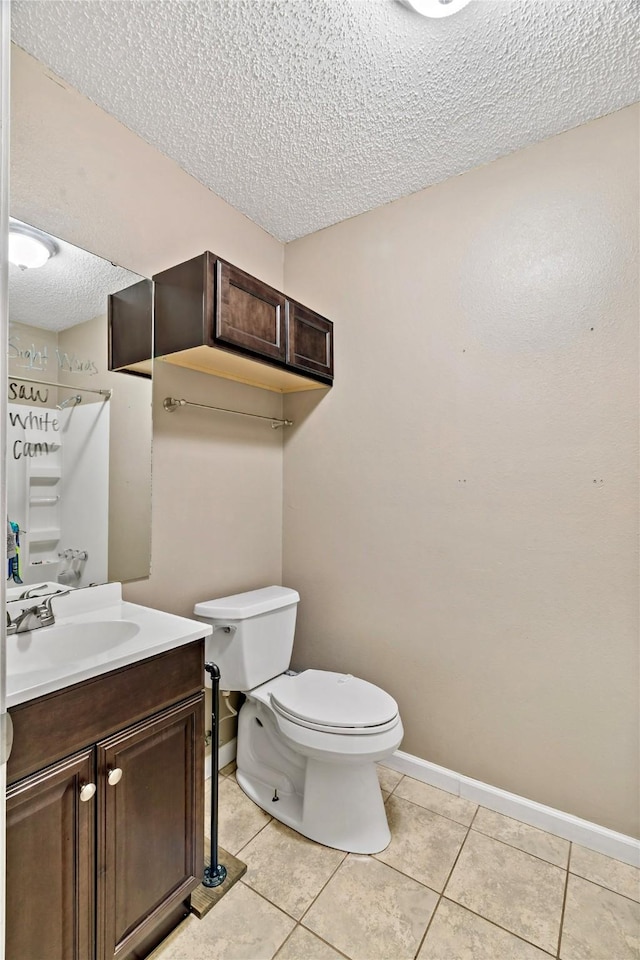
270;670;399;730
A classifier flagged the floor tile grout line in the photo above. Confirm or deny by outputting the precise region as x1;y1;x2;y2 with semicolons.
279;923;351;960
555;842;572;958
237;875;306;926
393;783;595;865
565;867;640;905
474;801;578;842
296;849;349;924
413;813;476;958
394;774;606;851
438;811;564;957
464;824;571;873
468;823;569;869
219;779;619;960
369;849;447;895
272;924;299;960
384;771;404;799
389;788;477;829
241;846;348;925
390;771;640;870
564;867;640;904
439;895;558;958
233;813;274;858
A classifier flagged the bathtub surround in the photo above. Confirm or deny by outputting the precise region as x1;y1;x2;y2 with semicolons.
11;47;639;844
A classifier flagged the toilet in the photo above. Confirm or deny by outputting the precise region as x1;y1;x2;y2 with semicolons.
194;586;403;854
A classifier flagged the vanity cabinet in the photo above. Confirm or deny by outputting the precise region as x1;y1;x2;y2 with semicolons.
6;749;95;960
6;640;205;960
151;252;334;392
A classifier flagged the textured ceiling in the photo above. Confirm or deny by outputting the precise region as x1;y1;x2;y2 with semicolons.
11;0;640;242
9;220;143;331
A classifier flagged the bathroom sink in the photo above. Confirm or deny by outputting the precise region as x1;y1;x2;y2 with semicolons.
7;620;140;678
5;582;212;708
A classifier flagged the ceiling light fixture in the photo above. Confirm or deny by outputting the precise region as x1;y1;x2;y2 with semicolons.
400;0;472;18
8;222;58;270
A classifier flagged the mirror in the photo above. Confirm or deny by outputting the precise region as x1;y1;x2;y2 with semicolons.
7;218;152;593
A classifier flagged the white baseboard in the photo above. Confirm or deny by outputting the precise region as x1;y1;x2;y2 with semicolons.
381;750;640;868
204;737;237;781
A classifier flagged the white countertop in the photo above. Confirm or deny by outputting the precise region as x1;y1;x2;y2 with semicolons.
6;583;212;708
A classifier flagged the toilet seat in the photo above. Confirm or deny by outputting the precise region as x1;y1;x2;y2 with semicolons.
268;669;399;736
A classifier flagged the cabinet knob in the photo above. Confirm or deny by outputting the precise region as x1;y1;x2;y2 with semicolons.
107;767;123;786
79;782;96;802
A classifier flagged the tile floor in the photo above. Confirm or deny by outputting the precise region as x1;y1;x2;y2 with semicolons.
150;761;640;960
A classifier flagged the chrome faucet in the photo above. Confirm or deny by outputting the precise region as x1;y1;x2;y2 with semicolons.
6;590;71;635
17;584;51;601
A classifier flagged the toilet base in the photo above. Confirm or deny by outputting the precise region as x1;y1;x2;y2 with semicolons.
235;700;392;854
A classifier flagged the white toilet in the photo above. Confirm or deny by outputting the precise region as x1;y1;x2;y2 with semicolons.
194;586;403;854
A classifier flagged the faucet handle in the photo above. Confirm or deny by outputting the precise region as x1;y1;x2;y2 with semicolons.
18;584;48;601
40;589;72;619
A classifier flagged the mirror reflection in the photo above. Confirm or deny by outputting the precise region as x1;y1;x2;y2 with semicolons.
7;219;152;594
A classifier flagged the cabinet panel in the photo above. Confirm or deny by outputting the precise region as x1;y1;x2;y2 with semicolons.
153;253;213;358
286;301;333;379
97;694;204;960
216;260;286;362
108;279;153;376
151;252;333;390
6;749;95;960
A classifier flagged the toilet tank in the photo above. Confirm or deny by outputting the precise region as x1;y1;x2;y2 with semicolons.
194;586;300;691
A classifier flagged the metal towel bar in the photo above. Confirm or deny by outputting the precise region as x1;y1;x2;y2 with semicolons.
163;396;292;429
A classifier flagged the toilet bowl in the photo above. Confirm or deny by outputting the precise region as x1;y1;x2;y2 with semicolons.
195;586;403;854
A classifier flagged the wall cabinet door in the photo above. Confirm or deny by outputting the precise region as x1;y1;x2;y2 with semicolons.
97;694;204;960
286;300;334;380
215;259;287;363
6;748;95;960
151;252;333;390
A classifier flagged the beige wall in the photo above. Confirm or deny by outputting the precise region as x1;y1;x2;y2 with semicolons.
10;45;639;835
283;105;640;838
10;46;286;634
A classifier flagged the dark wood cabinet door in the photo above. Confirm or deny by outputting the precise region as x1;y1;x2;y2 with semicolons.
286;300;333;381
216;259;287;362
6;749;95;960
97;694;204;960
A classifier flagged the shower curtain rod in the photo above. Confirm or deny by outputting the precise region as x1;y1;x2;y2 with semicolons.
8;375;112;399
163;396;293;429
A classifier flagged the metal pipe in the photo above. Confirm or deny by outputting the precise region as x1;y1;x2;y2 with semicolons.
203;662;228;888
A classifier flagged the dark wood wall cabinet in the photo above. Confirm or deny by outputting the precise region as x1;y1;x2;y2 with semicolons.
108;252;334;393
6;640;205;960
108;278;153;377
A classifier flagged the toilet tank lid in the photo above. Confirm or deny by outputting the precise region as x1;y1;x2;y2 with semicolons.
194;586;300;620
